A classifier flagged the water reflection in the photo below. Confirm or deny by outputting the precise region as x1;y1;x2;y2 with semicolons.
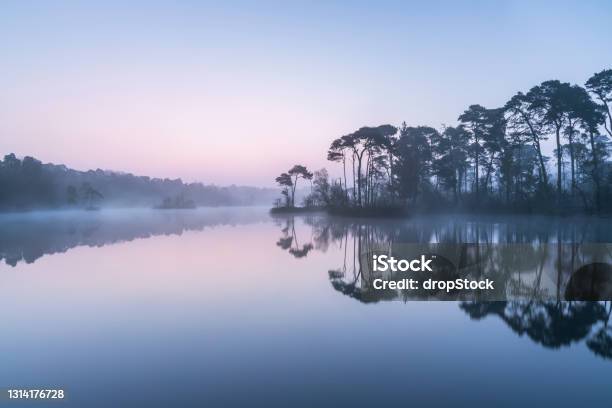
0;208;268;266
2;209;610;406
276;218;314;258
2;210;612;364
461;301;612;359
273;213;612;360
274;214;612;301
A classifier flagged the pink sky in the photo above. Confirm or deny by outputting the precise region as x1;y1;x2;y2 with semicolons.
1;2;610;187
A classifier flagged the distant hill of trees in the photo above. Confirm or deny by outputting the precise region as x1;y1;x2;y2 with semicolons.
0;154;278;211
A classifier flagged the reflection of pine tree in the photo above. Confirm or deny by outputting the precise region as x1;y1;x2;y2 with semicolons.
588;328;612;359
272;214;612;358
461;301;612;359
587;302;612;359
275;218;313;258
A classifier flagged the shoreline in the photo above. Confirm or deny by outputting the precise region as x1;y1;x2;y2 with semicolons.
269;205;612;219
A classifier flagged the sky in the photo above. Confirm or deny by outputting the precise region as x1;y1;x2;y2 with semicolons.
1;0;611;187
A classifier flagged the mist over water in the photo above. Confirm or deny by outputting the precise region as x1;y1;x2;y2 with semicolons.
0;207;611;407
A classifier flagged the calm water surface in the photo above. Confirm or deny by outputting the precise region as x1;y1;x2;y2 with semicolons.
0;208;611;407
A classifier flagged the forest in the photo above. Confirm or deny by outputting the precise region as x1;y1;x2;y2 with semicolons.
0;154;278;211
275;69;612;215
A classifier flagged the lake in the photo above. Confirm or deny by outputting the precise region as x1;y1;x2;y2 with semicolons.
0;207;611;407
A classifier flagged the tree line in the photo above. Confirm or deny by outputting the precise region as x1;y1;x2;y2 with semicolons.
276;68;612;214
0;154;278;211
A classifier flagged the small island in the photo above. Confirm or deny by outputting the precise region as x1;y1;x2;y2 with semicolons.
272;68;612;218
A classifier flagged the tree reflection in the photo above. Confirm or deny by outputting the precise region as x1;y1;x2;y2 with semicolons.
272;213;612;360
461;301;612;360
587;302;612;359
0;208;270;266
274;217;313;258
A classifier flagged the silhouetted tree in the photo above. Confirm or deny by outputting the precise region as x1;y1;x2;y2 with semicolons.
505;92;550;187
393;124;434;203
273;166;313;208
344;125;397;207
327;137;349;200
459;104;489;198
529;80;575;198
288;165;313;207
431;126;470;203
275;172;293;207
277;67;612;215
305;168;331;207
574;92;608;211
586;69;612;138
